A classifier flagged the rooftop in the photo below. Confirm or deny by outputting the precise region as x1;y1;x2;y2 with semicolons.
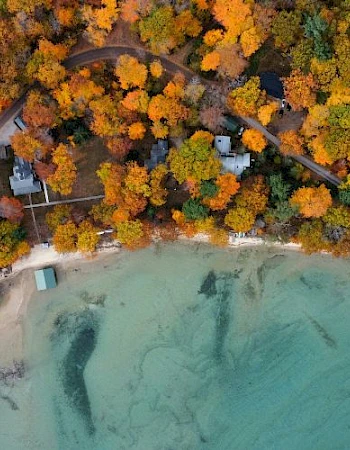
145;139;169;170
34;267;57;291
9;156;42;196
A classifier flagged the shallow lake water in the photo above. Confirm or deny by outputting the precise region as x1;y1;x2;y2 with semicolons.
1;243;350;449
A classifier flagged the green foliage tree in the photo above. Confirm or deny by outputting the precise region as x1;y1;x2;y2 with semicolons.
200;180;219;198
339;189;350;206
182;198;209;221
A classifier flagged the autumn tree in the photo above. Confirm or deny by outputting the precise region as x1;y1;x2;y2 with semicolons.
283;70;318;111
54;70;104;120
33;161;56;181
115;219;145;248
227;77;266;117
89;95;125;137
105;136;133;160
26;39;68;89
235;175;269;216
242;129;267;152
257;102;279;126
122;90;150;113
296;220;330;254
199;105;224;133
46;205;72;232
11;130;50;162
46;144;77;195
115;55;148;90
149;60;164;78
23;91;57;129
290;184;332;218
53;222;77;253
138;6;202;55
0;196;24;223
278;130;304;156
128;122;146;140
76;220;100;253
149;164;168;207
203;173;240;210
0;220;30;268
82;0;119;47
271;10;302;50
224;207;255;233
167;132;221;184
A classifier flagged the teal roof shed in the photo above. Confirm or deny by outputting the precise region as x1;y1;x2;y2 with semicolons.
34;268;57;291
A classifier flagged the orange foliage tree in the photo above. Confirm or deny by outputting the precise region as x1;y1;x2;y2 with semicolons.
128;122;146;140
11;130;50;162
23;91;57;129
283;69;318;111
0;196;24;223
278;130;304;156
204;174;240;210
242;129;267;152
290;184;332;218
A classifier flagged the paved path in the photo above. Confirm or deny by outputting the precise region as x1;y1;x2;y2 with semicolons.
0;45;341;186
241;116;341;186
23;194;104;209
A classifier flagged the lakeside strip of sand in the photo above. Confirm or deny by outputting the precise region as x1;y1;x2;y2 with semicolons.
0;236;301;367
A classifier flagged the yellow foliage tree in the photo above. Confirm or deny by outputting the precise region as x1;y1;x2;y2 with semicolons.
242;129;267;152
115;55;148;90
257;102;279;126
224;207;256;232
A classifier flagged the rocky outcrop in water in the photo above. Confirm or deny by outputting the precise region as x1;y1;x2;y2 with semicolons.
52;309;100;435
0;361;25;386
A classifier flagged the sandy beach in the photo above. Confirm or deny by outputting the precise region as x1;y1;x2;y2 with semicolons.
0;235;301;367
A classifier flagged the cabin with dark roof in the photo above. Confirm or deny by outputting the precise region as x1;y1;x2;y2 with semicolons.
145;140;169;170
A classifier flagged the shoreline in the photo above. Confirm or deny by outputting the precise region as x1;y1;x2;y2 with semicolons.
0;236;301;366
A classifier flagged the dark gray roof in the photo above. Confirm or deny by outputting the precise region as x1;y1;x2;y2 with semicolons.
145;140;169;170
259;72;284;99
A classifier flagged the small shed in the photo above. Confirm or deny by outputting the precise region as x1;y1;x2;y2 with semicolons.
34;267;57;291
214;136;231;155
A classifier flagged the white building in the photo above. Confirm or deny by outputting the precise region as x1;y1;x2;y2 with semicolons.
214;135;251;178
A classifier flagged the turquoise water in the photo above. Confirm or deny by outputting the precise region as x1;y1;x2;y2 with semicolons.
1;243;350;449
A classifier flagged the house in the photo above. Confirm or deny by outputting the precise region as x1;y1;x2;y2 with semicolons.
220;153;251;178
259;72;284;99
214;135;250;178
214;135;231;155
9;156;42;196
145;139;169;170
34;267;57;291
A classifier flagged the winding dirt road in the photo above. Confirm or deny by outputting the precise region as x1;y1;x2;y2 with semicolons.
0;45;341;186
